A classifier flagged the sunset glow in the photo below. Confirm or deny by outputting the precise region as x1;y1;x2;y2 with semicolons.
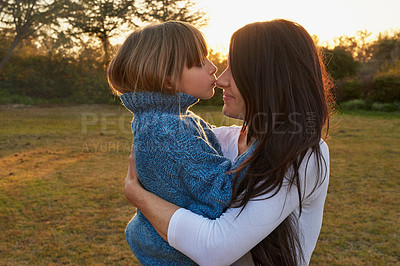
197;0;400;53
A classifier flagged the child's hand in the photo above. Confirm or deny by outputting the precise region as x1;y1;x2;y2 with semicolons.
125;145;144;207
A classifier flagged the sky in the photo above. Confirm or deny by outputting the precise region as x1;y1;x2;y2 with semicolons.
196;0;400;53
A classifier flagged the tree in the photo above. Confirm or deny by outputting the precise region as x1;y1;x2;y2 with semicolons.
137;0;208;28
333;35;358;58
355;30;374;63
67;0;138;67
371;31;400;64
323;47;357;80
0;0;7;18
67;0;208;68
332;31;374;63
0;0;68;70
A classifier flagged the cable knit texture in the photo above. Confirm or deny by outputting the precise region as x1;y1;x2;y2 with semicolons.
121;91;254;265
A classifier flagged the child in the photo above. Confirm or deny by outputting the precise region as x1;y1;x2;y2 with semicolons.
107;22;254;265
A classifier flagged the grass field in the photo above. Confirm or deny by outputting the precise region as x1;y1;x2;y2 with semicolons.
1;104;399;265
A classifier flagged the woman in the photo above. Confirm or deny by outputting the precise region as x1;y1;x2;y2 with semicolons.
125;19;333;265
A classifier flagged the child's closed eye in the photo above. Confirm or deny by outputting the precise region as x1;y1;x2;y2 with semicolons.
197;58;208;67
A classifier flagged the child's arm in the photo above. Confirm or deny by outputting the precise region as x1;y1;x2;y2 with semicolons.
140;117;252;218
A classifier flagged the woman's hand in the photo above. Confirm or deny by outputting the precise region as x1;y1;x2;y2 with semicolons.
125;145;145;207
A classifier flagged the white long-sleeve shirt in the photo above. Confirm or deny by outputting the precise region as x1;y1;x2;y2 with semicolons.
168;126;330;266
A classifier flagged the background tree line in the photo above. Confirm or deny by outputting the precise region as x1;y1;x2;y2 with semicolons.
0;0;399;109
322;30;400;111
0;0;212;104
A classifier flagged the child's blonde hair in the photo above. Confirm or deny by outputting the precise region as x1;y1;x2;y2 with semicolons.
107;21;208;95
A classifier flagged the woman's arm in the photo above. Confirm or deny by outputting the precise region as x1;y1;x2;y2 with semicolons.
126;146;299;264
167;187;300;265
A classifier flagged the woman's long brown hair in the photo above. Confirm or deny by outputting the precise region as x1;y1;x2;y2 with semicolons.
229;20;334;265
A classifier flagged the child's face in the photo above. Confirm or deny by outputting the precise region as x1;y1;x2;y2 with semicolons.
178;58;217;100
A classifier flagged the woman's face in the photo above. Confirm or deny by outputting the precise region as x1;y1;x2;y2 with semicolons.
216;63;246;120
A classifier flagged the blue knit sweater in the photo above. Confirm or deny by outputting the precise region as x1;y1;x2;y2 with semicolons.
121;91;254;265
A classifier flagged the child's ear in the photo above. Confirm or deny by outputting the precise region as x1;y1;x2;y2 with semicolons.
164;77;174;90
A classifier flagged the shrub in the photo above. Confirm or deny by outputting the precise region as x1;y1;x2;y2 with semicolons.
334;79;364;103
370;73;400;103
0;89;35;105
340;99;400;112
340;99;368;110
0;89;71;105
1;53;112;104
371;102;398;112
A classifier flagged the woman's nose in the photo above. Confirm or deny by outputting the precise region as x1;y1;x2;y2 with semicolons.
216;69;229;88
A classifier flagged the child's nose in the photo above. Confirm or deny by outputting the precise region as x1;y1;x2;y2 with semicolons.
207;59;217;75
210;64;217;75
